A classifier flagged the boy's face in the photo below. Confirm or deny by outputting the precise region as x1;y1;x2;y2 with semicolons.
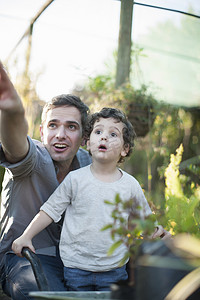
40;106;83;164
87;117;128;163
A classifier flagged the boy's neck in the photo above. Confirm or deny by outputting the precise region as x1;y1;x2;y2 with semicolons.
90;161;122;182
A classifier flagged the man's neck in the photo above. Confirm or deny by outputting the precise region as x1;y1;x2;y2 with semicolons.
56;170;69;183
54;160;72;183
54;155;80;183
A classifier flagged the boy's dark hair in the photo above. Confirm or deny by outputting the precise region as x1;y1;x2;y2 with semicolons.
86;107;136;162
41;94;89;136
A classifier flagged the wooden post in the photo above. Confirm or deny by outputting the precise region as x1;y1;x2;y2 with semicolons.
115;0;134;88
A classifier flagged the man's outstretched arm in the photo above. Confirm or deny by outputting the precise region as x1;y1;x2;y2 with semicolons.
0;61;29;163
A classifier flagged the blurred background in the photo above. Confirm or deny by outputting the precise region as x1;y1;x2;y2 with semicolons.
0;0;200;235
1;0;200;105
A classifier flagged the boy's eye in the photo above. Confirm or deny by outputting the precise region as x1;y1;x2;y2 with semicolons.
110;132;117;137
95;130;102;135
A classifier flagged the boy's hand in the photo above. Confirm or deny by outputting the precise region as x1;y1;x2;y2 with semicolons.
12;235;35;257
151;225;172;240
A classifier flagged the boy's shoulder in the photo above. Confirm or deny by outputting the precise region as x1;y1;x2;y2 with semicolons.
120;169;140;185
70;164;91;177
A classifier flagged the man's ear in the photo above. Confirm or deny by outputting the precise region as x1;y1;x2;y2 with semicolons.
39;125;44;142
81;137;87;147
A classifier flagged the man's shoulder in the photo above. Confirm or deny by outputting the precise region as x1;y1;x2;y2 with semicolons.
76;148;92;167
31;138;45;150
31;138;50;156
29;138;53;167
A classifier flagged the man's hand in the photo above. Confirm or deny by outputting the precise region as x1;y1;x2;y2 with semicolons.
151;225;172;240
0;61;23;113
0;61;29;162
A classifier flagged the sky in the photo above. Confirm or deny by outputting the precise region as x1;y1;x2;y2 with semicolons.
0;0;200;105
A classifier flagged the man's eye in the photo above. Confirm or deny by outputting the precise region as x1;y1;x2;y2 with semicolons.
49;123;56;128
69;125;76;130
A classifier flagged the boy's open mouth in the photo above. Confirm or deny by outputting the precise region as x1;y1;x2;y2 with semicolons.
98;144;107;151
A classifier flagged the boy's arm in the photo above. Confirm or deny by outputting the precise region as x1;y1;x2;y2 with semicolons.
0;61;29;163
12;211;53;257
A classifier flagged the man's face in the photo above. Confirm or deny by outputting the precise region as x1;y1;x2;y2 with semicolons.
40;106;83;164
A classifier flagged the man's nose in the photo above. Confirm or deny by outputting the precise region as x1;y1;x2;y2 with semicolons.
56;126;66;138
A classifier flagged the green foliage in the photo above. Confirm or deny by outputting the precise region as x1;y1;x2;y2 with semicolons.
83;75;159;138
164;144;200;237
85;75;157;114
80;45;158;123
88;74;114;93
102;194;157;265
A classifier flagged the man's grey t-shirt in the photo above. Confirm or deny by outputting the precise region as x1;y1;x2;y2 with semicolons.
0;136;91;265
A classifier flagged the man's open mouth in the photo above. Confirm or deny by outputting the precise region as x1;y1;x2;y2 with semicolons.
54;143;67;150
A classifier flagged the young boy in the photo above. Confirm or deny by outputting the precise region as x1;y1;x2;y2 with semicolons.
12;107;156;291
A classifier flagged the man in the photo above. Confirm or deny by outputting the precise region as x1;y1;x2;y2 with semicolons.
0;61;92;299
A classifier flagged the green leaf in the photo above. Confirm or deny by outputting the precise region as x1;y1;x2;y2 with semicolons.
104;200;114;205
107;240;123;256
118;252;130;266
101;224;113;231
115;193;121;204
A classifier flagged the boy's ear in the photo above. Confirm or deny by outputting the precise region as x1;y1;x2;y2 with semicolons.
121;145;129;158
86;139;90;151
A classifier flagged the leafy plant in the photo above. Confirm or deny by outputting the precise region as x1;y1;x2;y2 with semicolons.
102;194;156;285
164;144;200;237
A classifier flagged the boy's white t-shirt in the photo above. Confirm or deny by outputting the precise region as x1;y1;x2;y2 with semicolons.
41;164;151;272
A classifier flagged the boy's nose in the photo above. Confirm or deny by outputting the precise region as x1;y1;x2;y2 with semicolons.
101;136;107;141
